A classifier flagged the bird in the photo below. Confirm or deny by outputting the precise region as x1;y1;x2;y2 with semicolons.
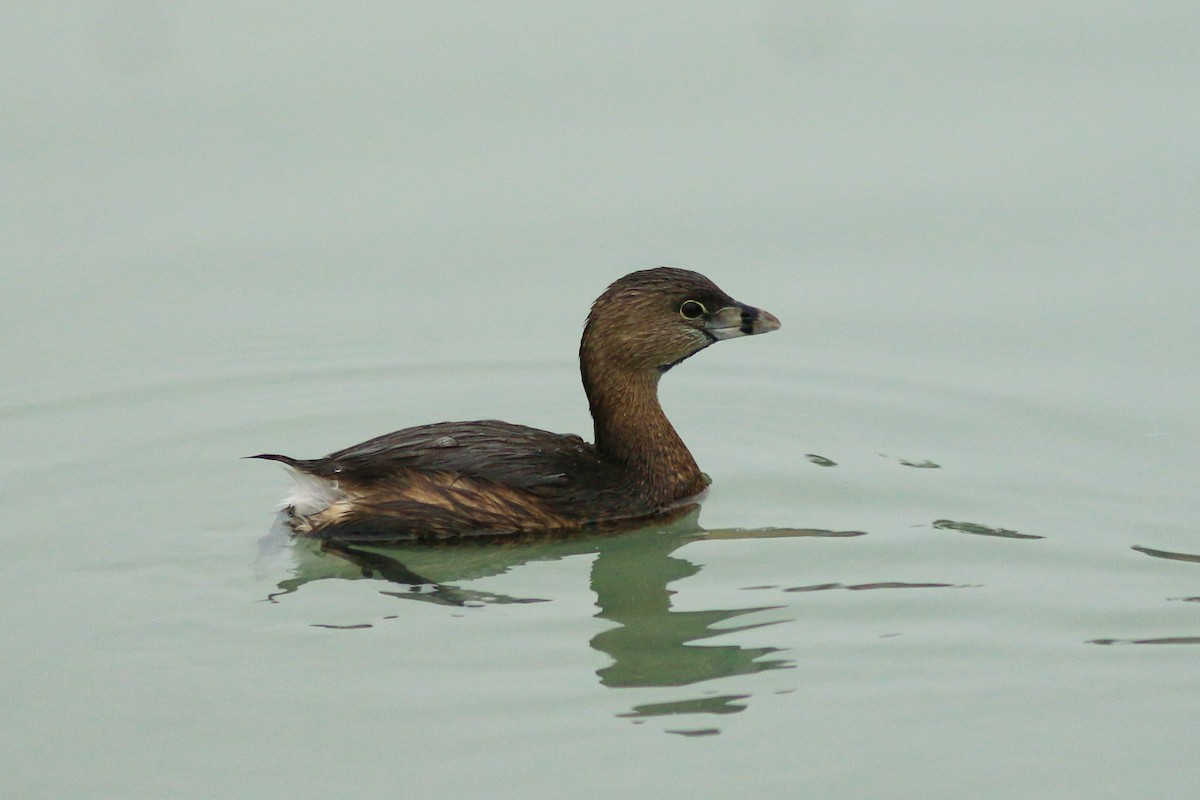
251;267;780;542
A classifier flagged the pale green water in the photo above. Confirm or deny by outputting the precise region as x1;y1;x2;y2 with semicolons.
4;4;1200;799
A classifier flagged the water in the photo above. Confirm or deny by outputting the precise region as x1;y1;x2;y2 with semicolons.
4;4;1200;798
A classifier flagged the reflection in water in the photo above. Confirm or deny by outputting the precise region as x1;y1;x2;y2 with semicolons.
1132;545;1200;564
1114;544;1200;642
932;519;1044;539
1090;637;1200;646
664;727;721;738
620;695;750;718
897;459;940;469
781;581;965;592
587;525;789;704
267;534;549;608
260;510;865;730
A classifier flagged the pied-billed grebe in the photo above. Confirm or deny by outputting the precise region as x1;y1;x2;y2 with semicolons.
252;267;779;541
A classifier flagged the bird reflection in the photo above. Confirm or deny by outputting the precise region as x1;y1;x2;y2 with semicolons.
259;508;865;724
587;521;789;702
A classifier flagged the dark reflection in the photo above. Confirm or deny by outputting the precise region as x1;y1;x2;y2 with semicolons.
588;525;789;693
1089;637;1200;646
665;727;721;737
932;519;1044;540
619;695;750;717
782;581;966;592
1132;545;1200;564
260;509;865;728
1130;543;1200;624
266;535;550;609
878;453;940;468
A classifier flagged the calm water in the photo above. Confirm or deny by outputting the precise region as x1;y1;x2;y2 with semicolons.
4;5;1200;798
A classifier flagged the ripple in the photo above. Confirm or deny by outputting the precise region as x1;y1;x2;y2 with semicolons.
1089;637;1200;646
1132;545;1200;564
932;519;1044;540
897;458;941;469
665;728;721;737
705;527;867;540
782;581;969;592
617;694;750;718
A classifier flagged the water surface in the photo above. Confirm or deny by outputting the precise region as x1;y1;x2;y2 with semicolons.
4;4;1199;799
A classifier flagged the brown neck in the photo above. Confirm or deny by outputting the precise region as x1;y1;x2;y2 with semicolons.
581;357;707;506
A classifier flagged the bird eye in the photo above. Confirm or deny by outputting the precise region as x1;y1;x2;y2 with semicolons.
679;300;707;320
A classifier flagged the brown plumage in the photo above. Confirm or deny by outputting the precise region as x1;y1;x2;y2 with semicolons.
251;267;780;542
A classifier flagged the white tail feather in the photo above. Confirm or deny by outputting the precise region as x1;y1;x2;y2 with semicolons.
279;467;345;515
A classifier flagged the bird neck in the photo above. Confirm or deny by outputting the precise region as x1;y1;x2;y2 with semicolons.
580;356;706;505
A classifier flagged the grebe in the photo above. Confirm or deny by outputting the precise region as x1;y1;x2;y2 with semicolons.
252;267;779;541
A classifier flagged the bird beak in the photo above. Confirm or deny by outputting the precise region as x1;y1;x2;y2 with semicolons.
704;304;781;340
